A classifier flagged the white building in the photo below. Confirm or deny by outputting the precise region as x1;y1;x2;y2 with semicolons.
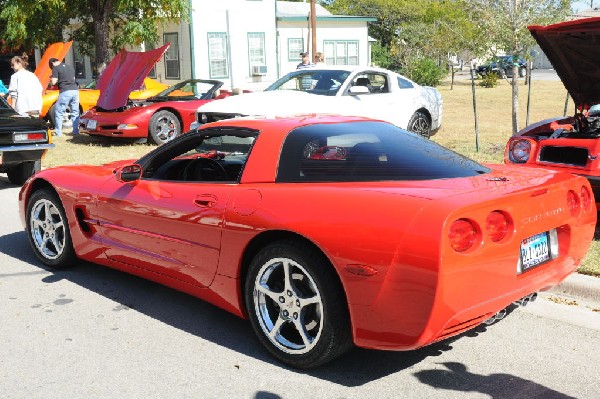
60;0;375;91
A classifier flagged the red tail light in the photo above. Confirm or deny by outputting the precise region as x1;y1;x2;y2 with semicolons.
581;186;592;211
486;211;511;242
567;190;580;217
449;219;480;252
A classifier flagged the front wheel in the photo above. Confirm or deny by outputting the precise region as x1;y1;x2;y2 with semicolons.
244;241;352;368
26;188;76;268
148;110;181;145
7;160;40;185
407;111;431;139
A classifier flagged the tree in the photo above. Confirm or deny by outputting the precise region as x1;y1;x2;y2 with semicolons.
466;0;571;133
0;0;189;73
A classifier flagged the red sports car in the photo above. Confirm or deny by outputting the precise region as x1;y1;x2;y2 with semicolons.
19;115;596;368
505;17;600;208
80;79;228;145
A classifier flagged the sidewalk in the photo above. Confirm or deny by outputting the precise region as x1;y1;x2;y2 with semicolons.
547;272;600;307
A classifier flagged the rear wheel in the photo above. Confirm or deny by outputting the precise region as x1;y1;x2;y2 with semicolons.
48;104;72;129
244;240;352;369
26;188;76;268
149;110;181;145
407;111;431;139
7;160;40;185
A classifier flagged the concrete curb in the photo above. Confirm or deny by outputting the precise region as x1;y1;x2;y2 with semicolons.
547;273;600;307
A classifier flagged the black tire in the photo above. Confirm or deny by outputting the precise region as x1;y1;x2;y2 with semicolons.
47;104;72;129
407;111;432;139
7;160;40;185
26;188;76;268
244;240;352;369
148;110;181;145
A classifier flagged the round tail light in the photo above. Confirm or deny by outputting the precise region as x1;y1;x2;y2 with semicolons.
581;185;592;211
449;219;480;252
567;190;580;217
486;211;511;242
509;139;532;163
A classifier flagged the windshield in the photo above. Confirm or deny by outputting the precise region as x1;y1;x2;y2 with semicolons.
154;80;221;100
266;70;350;96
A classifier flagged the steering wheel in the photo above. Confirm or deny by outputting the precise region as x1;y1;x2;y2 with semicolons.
182;157;228;181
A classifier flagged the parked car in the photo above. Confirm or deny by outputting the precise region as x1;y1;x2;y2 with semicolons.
476;55;527;78
0;96;53;185
504;17;600;209
80;79;227;144
193;66;443;138
41;77;169;128
19;115;596;368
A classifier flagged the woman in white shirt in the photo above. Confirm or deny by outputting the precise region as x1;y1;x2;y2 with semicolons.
8;53;43;117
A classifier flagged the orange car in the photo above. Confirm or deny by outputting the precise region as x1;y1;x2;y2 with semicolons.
41;77;168;127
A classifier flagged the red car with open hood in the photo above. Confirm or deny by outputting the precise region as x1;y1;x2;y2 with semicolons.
80;43;230;144
19;115;596;368
505;17;600;208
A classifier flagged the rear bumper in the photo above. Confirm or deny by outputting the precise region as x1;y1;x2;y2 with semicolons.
0;143;54;165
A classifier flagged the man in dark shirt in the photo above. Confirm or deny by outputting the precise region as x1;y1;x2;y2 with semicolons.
49;57;79;136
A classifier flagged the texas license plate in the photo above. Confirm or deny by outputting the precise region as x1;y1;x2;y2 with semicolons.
519;232;550;273
87;120;97;130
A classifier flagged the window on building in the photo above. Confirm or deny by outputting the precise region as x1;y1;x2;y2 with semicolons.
73;42;86;79
208;32;229;79
163;33;180;80
323;40;359;65
248;33;266;75
145;42;157;79
288;38;304;61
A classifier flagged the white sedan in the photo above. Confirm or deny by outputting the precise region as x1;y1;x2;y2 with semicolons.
193;66;443;138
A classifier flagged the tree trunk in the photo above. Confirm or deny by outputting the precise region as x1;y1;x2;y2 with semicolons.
91;0;112;75
511;64;519;134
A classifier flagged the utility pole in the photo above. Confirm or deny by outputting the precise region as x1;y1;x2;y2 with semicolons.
310;0;317;59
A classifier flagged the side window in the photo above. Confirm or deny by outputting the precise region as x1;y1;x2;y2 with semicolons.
397;76;414;89
350;73;389;94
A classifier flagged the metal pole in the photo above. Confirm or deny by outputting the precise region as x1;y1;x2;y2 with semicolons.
470;68;479;152
310;0;317;59
525;61;532;126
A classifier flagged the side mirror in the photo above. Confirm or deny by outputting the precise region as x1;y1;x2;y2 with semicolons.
115;164;142;183
348;86;370;95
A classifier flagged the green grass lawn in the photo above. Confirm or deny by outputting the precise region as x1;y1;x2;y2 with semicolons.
43;76;599;276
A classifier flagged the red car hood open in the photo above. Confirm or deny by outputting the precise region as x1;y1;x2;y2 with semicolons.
529;17;600;108
34;42;73;90
96;43;170;111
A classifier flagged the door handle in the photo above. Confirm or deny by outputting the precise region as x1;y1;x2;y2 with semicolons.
194;194;218;208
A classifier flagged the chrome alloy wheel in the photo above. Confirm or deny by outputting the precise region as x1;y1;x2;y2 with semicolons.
253;257;324;355
154;115;178;142
29;198;66;260
409;114;431;138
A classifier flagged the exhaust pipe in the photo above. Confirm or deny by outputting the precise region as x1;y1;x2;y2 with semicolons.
513;292;538;307
483;308;508;325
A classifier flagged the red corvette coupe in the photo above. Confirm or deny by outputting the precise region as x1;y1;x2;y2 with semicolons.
19;115;596;368
80;79;227;144
505;17;600;208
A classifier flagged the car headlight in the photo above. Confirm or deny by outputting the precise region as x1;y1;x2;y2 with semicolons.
508;139;532;163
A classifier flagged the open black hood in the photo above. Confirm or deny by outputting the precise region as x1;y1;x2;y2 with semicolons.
529;17;600;109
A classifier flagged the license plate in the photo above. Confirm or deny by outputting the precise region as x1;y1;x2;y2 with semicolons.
87;120;97;130
519;232;550;273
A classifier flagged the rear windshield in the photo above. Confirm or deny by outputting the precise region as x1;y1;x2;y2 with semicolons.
277;121;490;182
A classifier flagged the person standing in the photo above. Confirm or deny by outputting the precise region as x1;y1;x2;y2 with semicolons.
296;52;314;70
313;52;325;66
7;54;43;117
49;57;79;136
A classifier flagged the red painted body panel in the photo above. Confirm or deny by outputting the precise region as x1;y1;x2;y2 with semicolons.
96;44;170;111
19;116;597;351
80;99;212;139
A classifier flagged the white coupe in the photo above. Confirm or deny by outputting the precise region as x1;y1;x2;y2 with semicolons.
193;66;443;138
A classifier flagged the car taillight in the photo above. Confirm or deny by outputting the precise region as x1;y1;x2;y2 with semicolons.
486;211;511;242
509;139;532;163
567;190;580;216
581;186;592;211
449;219;480;252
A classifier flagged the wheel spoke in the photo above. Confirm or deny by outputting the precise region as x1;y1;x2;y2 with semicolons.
256;282;281;303
298;295;320;308
268;317;286;340
292;317;312;347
